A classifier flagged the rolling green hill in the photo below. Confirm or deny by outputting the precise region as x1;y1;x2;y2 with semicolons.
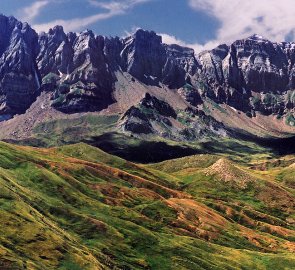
0;142;294;269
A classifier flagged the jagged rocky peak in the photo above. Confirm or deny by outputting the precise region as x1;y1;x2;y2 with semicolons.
0;15;18;38
121;29;166;82
140;93;177;118
197;33;295;112
121;28;200;88
164;43;200;82
166;43;195;55
121;93;177;135
48;25;67;40
0;14;38;60
123;28;162;48
37;25;70;76
1;11;295;123
247;34;268;42
230;35;289;92
134;28;162;42
0;15;204;119
0;15;40;116
36;24;116;113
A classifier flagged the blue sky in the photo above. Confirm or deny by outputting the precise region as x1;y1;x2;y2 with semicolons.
1;0;295;52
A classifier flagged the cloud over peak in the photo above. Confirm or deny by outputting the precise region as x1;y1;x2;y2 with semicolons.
188;0;295;44
162;0;295;54
22;0;151;32
19;0;49;23
15;0;295;54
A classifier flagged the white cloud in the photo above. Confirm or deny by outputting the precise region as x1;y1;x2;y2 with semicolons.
21;0;294;55
33;0;151;33
160;33;219;54
19;0;50;22
88;0;150;11
34;11;120;33
160;33;188;47
187;0;295;51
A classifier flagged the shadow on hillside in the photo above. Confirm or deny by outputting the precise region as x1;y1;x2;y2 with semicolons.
86;132;295;163
3;131;295;164
233;131;295;156
84;133;201;163
257;136;295;155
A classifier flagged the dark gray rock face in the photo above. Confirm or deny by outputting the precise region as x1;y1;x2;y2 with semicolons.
178;84;202;107
120;29;200;88
37;28;114;113
121;30;166;83
163;44;199;88
140;93;177;118
121;106;154;134
121;93;228;140
122;93;177;134
36;27;199;113
0;13;295;120
121;93;177;135
198;35;295;113
0;15;40;115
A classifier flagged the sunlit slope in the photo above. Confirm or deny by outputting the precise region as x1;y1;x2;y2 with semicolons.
0;142;294;269
149;155;295;245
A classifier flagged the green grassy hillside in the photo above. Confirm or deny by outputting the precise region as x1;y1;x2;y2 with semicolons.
0;142;294;269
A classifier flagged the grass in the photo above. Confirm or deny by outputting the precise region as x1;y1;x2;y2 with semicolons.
32;115;119;147
0;141;294;269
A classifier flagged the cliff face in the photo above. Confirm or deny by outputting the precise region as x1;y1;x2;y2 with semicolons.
0;15;40;117
120;30;199;88
37;27;115;113
1;15;295;120
36;27;200;114
199;35;295;114
0;16;202;116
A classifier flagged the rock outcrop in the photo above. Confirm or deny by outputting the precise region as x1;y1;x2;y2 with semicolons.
37;27;115;113
120;30;200;88
0;15;40;116
121;93;176;135
121;93;227;140
0;14;295;123
36;26;200;114
199;34;295;114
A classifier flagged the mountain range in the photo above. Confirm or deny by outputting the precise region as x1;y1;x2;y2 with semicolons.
0;14;295;270
0;14;295;145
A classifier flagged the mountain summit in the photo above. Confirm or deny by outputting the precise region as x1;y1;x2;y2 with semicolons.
0;14;295;141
